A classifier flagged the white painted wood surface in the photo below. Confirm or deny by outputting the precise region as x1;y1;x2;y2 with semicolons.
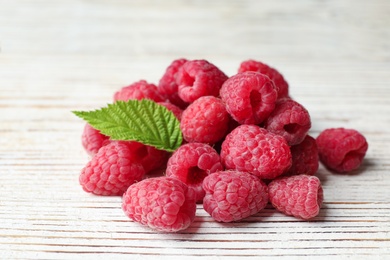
0;0;389;259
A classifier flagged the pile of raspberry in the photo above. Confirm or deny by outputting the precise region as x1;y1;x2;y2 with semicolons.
79;58;369;232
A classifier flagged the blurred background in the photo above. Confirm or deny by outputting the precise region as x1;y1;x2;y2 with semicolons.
1;0;389;156
1;0;388;100
1;0;388;60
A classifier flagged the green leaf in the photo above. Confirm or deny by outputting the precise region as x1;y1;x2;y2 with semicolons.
72;99;182;152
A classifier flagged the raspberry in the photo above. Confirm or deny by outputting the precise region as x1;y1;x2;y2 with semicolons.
113;80;165;102
180;96;230;144
122;177;197;232
81;123;109;156
166;142;223;202
316;128;368;173
268;175;324;220
238;59;289;99
211;118;240;155
221;125;292;179
158;58;189;108
285;135;319;176
264;98;311;146
128;141;170;174
100;140;169;174
202;170;269;222
176;59;228;103
79;141;145;196
158;101;183;121
220;71;278;125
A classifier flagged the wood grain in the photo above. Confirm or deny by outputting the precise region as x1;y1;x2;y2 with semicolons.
0;0;389;259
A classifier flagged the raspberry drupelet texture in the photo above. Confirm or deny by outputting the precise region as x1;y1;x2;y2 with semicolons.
176;59;228;103
81;123;109;156
238;59;289;99
122;177;197;232
180;96;230;144
285;135;319;176
220;71;278;125
113;80;165;102
98;140;169;174
202;170;269;222
221;125;292;179
158;58;189;108
166;142;223;202
264;98;311;146
125;141;170;174
268;175;324;220
158;101;183;121
316;128;368;173
79;141;145;196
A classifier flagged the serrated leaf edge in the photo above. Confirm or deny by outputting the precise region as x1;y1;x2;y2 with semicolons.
72;99;182;152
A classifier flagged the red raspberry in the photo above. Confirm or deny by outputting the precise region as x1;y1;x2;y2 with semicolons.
128;141;170;174
122;177;197;232
158;101;183;121
176;59;228;103
166;143;223;202
158;58;189;108
180;96;230;144
79;141;145;196
238;59;289;99
220;71;278;125
100;140;169;174
81;123;109;156
316;128;368;173
268;175;324;220
202;170;269;222
285;135;319;176
221;125;292;179
264;98;311;146
210;118;240;155
113;80;165;102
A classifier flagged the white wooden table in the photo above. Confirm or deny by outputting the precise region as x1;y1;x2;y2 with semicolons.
1;1;389;259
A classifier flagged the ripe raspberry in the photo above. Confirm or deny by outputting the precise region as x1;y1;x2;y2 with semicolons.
158;58;189;108
316;128;368;173
99;140;169;174
166;143;223;202
264;98;311;146
127;141;170;174
158;101;183;121
81;123;109;156
79;141;145;196
113;80;165;102
238;59;289;99
212;118;240;154
221;125;292;179
220;71;278;125
202;170;269;222
176;59;228;103
268;175;324;220
180;96;230;144
122;177;197;232
285;135;319;176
